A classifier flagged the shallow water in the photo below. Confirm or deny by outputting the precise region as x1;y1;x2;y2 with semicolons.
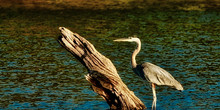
0;8;219;109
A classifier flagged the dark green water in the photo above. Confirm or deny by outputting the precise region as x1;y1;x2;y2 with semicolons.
0;8;219;109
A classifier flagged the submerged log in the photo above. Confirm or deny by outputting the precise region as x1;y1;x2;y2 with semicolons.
58;27;146;110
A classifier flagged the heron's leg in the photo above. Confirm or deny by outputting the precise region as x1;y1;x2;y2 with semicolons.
151;83;157;110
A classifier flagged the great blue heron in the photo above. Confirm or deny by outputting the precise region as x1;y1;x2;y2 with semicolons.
114;37;183;110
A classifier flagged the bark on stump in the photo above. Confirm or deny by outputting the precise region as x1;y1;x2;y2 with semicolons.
58;27;146;110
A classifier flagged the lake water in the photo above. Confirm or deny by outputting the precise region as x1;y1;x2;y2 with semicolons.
0;8;219;109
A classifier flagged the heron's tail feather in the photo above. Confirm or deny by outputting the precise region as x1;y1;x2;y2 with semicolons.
174;81;184;91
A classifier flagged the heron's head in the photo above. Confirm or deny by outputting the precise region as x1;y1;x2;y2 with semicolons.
114;36;140;43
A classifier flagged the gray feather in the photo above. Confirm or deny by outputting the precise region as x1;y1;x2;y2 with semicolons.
133;62;183;91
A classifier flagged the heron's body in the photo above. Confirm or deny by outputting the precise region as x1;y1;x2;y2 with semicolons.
133;62;183;90
114;37;183;110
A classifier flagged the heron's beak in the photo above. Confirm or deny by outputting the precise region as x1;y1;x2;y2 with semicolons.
113;38;132;42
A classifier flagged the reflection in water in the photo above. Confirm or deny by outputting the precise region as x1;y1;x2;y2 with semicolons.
0;7;219;109
0;0;217;10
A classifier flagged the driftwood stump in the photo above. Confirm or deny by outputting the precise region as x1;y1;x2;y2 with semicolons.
58;27;146;110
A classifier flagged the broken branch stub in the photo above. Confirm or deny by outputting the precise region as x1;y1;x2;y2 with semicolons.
58;27;146;110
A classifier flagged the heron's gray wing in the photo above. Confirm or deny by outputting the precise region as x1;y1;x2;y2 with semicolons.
141;62;183;90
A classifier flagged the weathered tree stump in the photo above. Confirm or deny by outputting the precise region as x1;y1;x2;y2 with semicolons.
58;27;146;110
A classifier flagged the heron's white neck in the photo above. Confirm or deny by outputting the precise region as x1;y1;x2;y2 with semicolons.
131;39;141;68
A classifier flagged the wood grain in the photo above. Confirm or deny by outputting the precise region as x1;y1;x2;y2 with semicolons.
58;27;146;110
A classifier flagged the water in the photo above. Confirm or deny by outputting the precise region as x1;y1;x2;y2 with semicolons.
0;8;219;109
